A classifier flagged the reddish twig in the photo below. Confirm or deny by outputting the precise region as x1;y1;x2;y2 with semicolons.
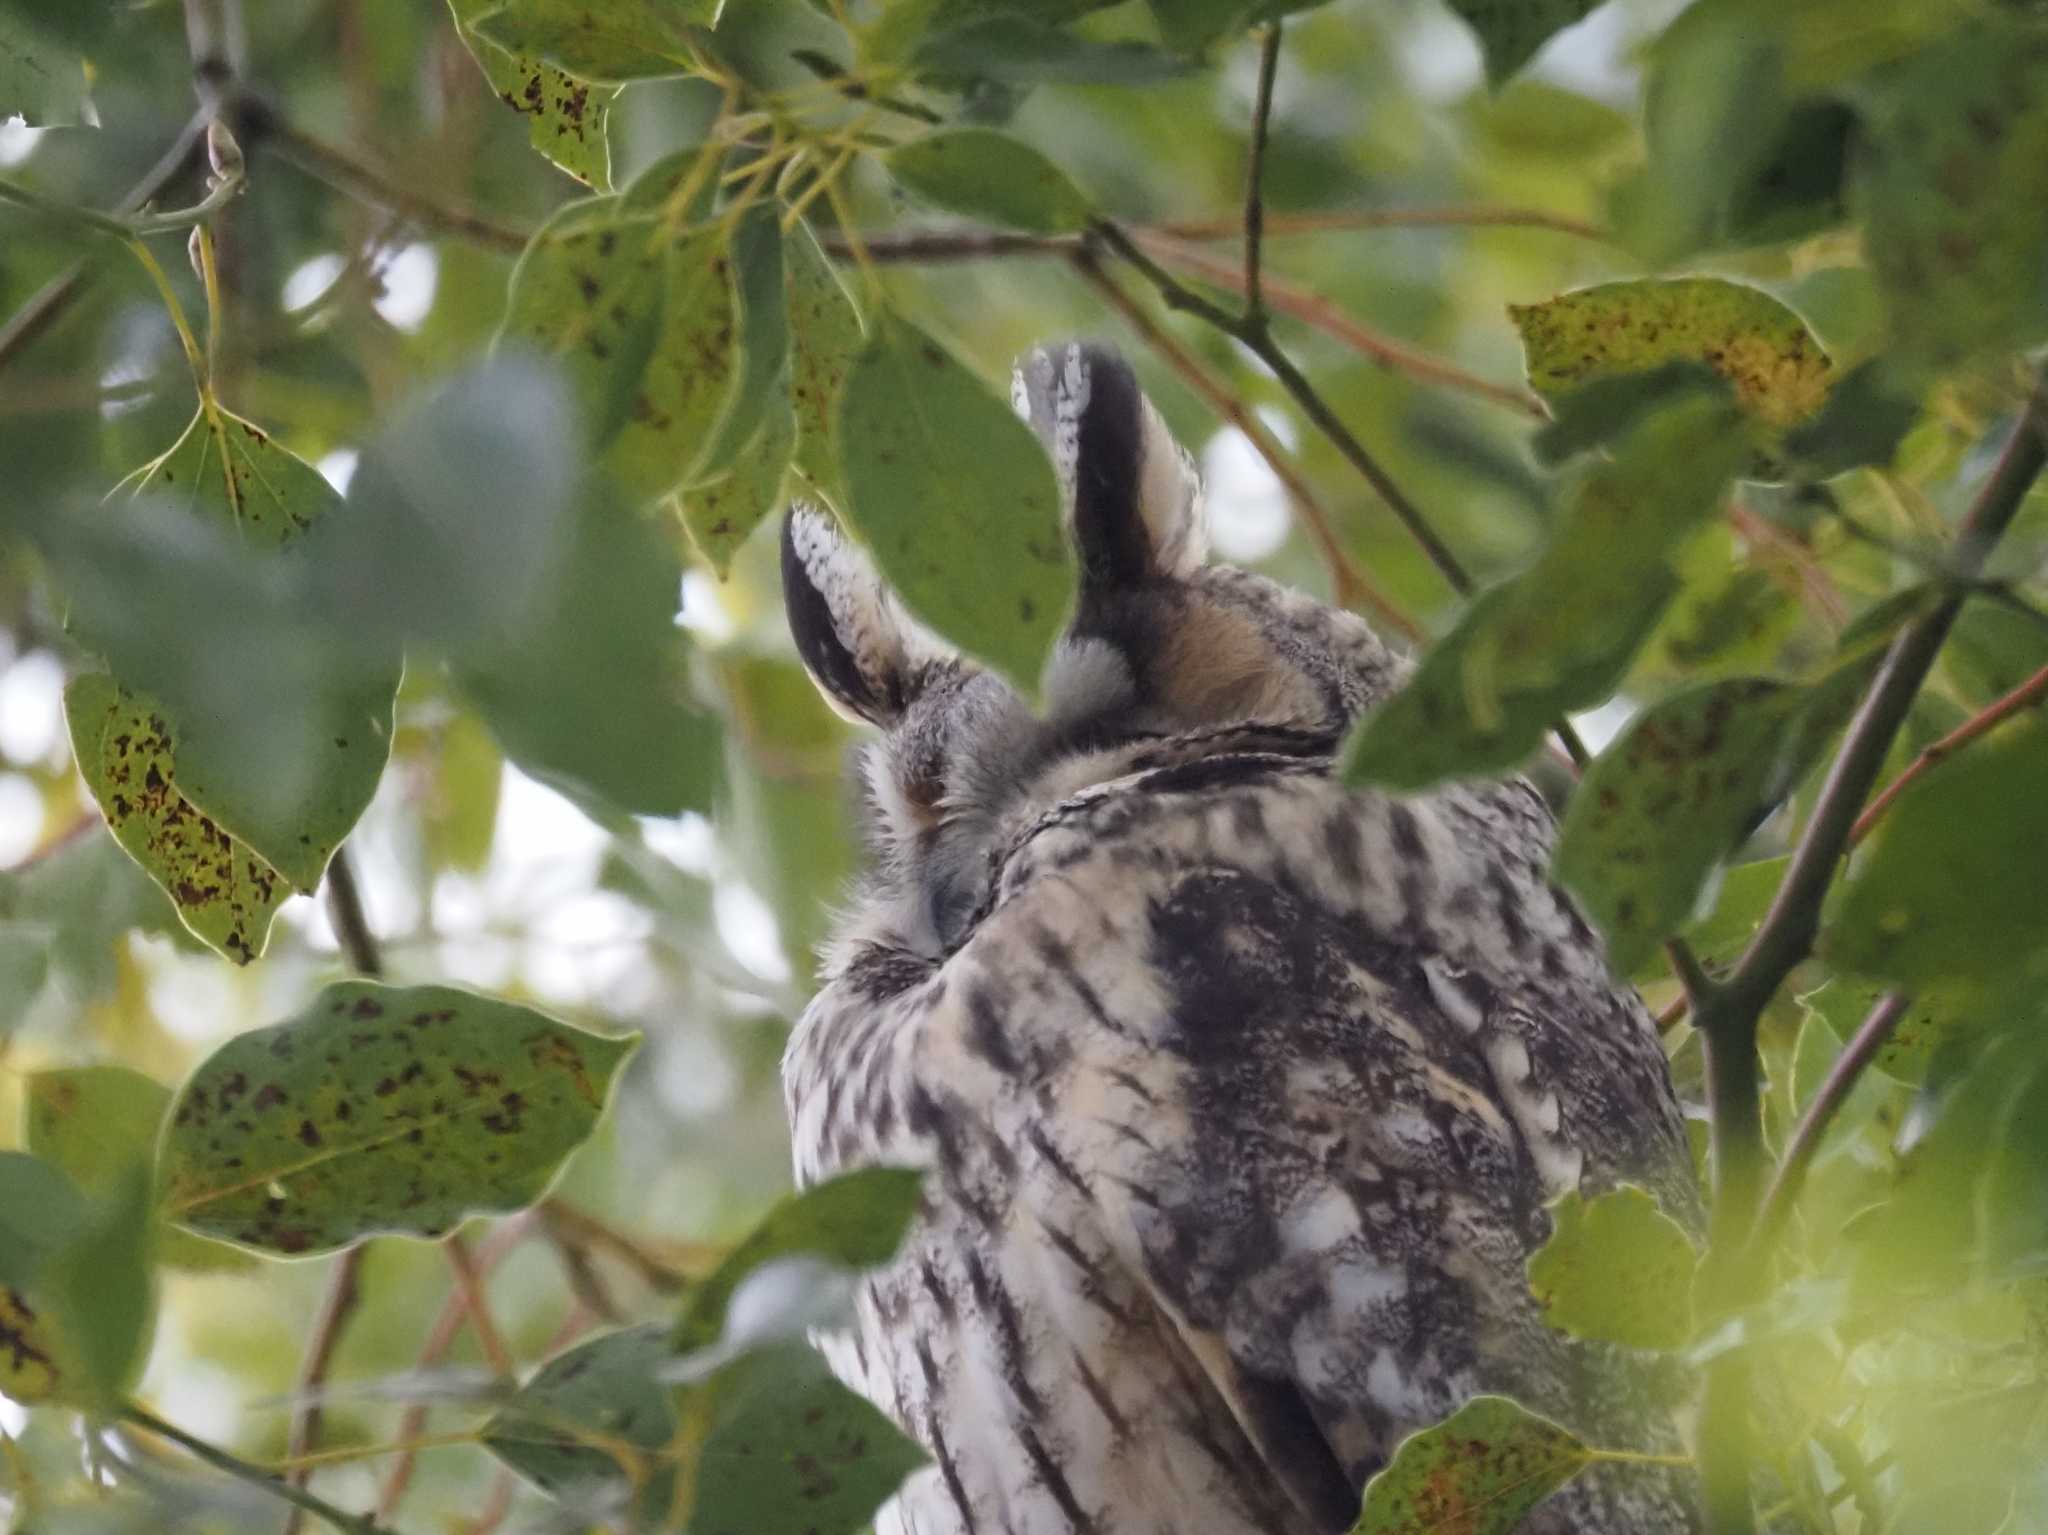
281;1247;366;1535
1150;204;1614;244
1131;231;1545;419
1848;658;2048;846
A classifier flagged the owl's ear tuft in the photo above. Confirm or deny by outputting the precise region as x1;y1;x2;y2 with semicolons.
781;504;941;727
1013;341;1206;590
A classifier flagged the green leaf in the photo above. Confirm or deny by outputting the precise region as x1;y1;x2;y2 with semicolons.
0;827;181;1025
1342;391;1744;791
456;476;722;818
1553;654;1874;975
449;0;617;189
1352;1395;1593;1535
692;201;787;482
0;20;90;125
499;209;671;452
1511;278;1833;444
83;403;399;898
1144;0;1255;54
469;0;711;83
677;386;795;575
1527;1186;1698;1350
26;1066;254;1274
912;18;1193;85
834;311;1075;694
1673;854;1788;974
482;1323;679;1504
1853;20;2048;368
159;981;637;1256
784;220;864;512
65;673;289;967
689;1341;925;1535
675;1166;924;1349
1440;0;1600;85
1827;715;2048;994
607;224;743;503
0;1153;153;1409
884;128;1096;234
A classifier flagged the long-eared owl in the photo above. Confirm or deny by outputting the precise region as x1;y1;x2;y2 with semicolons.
779;341;1703;1535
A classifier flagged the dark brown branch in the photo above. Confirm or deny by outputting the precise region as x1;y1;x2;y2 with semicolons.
1691;374;2048;1534
324;851;382;978
1242;25;1282;328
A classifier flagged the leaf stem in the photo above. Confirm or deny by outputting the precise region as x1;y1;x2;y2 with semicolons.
118;1404;391;1535
1848;657;2048;846
1689;373;2047;1533
123;238;209;389
0;165;243;239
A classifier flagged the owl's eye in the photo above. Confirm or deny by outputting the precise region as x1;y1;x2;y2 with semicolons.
924;866;981;950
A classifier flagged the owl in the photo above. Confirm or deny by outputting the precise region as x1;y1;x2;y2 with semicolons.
779;342;1703;1535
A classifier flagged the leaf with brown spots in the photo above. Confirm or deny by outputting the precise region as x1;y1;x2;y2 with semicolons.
1527;1186;1699;1350
676;382;795;575
87;404;398;899
1352;1396;1594;1535
607;223;741;503
468;0;712;83
65;672;289;966
1852;19;2048;367
1343;389;1744;792
1551;650;1876;974
1511;277;1833;448
448;0;618;190
834;310;1075;696
159;981;637;1257
784;218;864;515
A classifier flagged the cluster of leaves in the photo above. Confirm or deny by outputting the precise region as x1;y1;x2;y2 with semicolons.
3;0;2048;1533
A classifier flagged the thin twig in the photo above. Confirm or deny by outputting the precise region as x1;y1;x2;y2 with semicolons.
255;107;530;255
1848;658;2048;846
443;1233;516;1379
1072;251;1424;644
1241;25;1282;329
0;112;208;375
283;848;383;1534
1750;991;1912;1256
374;1216;533;1523
541;1200;709;1292
1151;204;1614;243
1690;375;2048;1534
1133;231;1545;418
120;1404;389;1535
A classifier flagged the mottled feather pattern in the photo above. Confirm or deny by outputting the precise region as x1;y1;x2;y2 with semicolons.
780;341;1703;1535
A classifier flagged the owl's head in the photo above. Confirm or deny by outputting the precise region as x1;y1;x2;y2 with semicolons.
783;340;1405;954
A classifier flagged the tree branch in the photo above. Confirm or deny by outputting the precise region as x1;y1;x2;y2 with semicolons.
1150;204;1614;243
1690;374;2048;1534
1241;24;1282;329
119;1405;391;1535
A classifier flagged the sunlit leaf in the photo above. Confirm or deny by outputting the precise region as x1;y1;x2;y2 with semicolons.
1527;1186;1698;1350
65;673;289;967
885;128;1096;234
1342;390;1744;790
419;711;503;874
159;981;637;1256
449;0;617;189
835;311;1074;694
469;0;712;84
1827;715;2048;994
26;1065;254;1274
1512;278;1833;440
1352;1395;1593;1535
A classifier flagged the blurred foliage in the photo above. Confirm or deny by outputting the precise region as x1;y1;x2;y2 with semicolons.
1;0;2047;1532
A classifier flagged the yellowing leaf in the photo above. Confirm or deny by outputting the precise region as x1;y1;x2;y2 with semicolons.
1527;1187;1699;1350
1512;278;1832;432
1353;1396;1592;1535
449;0;617;189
